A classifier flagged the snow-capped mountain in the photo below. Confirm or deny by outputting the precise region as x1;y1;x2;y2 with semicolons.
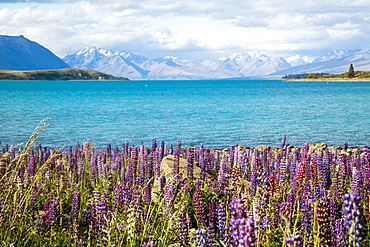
63;46;149;79
63;48;291;80
285;54;317;67
63;47;370;80
219;51;291;76
271;53;370;76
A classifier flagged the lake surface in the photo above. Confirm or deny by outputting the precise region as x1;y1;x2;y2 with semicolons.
0;79;369;149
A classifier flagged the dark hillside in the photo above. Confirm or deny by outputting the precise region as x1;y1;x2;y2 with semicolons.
0;35;70;70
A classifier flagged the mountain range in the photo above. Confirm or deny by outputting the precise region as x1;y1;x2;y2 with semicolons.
63;47;370;80
1;35;370;80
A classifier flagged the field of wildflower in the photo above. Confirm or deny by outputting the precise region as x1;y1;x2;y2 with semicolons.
0;119;369;246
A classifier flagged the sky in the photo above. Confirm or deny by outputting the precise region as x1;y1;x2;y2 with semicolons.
1;0;370;60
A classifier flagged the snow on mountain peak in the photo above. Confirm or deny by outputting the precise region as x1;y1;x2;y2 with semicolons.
63;46;370;80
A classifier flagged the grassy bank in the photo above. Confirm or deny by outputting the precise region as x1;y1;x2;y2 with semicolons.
0;120;369;246
286;71;370;81
0;68;128;80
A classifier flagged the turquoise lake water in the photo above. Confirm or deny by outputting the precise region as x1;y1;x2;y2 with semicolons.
0;79;369;149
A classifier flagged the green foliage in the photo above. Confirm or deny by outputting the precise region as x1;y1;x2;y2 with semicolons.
305;73;319;79
348;64;355;78
0;69;127;80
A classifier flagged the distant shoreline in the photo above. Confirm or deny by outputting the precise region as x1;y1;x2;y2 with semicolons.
0;68;128;81
285;78;370;82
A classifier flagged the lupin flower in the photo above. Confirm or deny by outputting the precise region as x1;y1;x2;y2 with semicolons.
144;185;152;207
342;193;365;246
284;235;302;246
34;214;44;232
333;218;346;246
196;228;208;247
29;189;36;213
186;147;195;181
207;201;217;246
160;175;166;194
300;198;312;234
71;191;81;222
315;194;331;246
142;241;157;247
173;152;180;179
250;172;257;197
229;199;256;247
28;154;36;176
217;201;229;245
192;180;206;227
43;194;54;230
152;138;157;151
178;210;189;246
164;181;175;215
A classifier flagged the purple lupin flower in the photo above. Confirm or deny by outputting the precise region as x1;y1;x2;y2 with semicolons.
152;138;157;152
217;166;226;192
315;193;331;246
186;147;195;181
160;175;166;194
49;198;60;225
164;181;175;214
342;193;366;246
300;198;312;234
34;214;44;232
196;228;208;247
317;152;328;189
142;241;157;247
178;210;189;246
71;191;81;222
28;154;36;176
173;152;180;179
350;167;362;196
280;135;287;149
284;235;302;246
207;200;217;247
279;159;287;186
229;199;256;247
29;188;37;213
134;196;143;235
176;140;182;154
250;172;257;197
217;201;229;245
113;184;122;210
144;185;152;207
333;218;346;246
192;180;206;227
43;194;54;231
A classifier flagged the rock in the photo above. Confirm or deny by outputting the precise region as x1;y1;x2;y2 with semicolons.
151;155;217;199
255;145;270;151
308;143;327;153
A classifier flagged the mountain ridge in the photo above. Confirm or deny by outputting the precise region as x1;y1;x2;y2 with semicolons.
0;35;70;70
2;35;370;80
63;46;370;80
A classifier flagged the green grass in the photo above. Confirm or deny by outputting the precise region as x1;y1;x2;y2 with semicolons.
0;68;127;80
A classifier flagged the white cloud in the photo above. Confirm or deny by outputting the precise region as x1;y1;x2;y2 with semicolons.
1;0;370;59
